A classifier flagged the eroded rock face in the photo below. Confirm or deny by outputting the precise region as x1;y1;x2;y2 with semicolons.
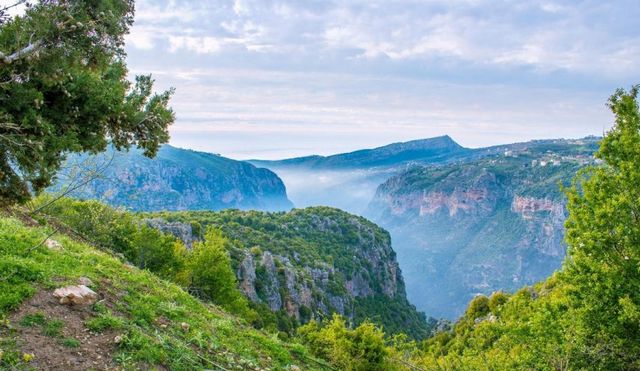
52;145;293;213
52;285;97;306
511;196;556;218
145;218;197;249
233;214;405;321
367;151;587;319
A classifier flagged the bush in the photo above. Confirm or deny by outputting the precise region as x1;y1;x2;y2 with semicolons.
185;228;252;317
298;314;391;371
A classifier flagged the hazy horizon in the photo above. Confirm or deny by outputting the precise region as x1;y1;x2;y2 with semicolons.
119;0;636;159
167;133;600;162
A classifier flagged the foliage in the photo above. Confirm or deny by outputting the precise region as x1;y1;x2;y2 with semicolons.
0;0;174;206
184;228;253;317
32;195;186;280
562;85;640;369
33;196;260;321
298;314;392;371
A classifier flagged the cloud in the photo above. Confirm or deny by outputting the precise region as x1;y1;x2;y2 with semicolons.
122;0;638;159
168;36;223;54
125;0;639;78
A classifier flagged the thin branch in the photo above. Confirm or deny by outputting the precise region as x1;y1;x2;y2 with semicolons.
30;152;115;215
0;0;27;13
0;40;41;64
27;226;59;253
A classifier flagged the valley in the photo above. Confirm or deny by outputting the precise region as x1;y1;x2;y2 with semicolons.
254;136;600;318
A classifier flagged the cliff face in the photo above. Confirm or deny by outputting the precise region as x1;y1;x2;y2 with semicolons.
367;146;595;319
53;145;293;212
149;207;434;339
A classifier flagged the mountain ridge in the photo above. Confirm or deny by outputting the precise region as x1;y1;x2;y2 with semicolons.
52;145;294;212
250;135;468;169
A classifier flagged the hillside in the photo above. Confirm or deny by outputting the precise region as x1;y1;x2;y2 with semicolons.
0;211;329;370
366;138;600;318
146;207;435;340
52;145;293;212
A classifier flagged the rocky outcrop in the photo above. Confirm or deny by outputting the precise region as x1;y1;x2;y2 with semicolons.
511;196;556;218
52;285;97;306
145;218;197;249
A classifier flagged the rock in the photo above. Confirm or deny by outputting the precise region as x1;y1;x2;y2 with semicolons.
45;238;62;250
114;335;123;344
77;277;93;286
145;218;197;249
180;322;190;332
52;285;98;306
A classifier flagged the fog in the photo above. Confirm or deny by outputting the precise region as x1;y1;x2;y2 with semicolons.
267;167;395;215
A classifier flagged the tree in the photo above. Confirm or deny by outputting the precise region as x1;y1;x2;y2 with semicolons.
0;0;174;206
298;314;391;371
563;85;640;369
185;228;251;316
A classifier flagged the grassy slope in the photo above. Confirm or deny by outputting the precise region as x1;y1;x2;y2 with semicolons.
0;214;329;370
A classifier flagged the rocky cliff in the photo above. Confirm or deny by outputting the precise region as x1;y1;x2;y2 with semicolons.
148;207;435;339
52;145;293;212
366;139;599;319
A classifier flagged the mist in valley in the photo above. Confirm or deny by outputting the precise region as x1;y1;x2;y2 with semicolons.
265;167;394;215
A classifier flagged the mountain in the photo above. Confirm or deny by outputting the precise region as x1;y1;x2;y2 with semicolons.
146;207;435;339
251;135;469;170
249;135;469;214
365;138;600;318
52;145;293;212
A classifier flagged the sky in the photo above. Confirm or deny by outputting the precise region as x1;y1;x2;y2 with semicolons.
119;0;640;159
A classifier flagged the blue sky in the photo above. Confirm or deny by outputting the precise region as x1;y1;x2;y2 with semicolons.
122;0;640;159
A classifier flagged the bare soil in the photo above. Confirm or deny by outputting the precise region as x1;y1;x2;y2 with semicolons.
7;289;119;370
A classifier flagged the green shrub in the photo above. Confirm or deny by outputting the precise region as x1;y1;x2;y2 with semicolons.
86;312;125;333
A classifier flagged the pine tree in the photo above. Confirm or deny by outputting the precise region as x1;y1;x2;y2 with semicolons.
0;0;174;205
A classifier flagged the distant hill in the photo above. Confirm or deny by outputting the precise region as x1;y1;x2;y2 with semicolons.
51;145;293;212
248;136;470;214
366;138;600;318
251;135;469;170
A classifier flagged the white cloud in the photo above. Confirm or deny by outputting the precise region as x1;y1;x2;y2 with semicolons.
168;36;222;54
121;0;638;159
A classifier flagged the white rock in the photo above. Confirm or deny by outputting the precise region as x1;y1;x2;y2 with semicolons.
53;285;98;306
45;239;62;250
77;277;93;286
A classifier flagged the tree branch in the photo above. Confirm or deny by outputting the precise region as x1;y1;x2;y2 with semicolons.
0;40;41;64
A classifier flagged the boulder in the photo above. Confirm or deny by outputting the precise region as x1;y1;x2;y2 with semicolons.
77;277;93;286
44;239;62;250
52;285;98;306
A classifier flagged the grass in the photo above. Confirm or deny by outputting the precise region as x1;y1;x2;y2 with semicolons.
85;312;125;333
60;338;80;348
42;319;64;337
0;214;330;370
19;312;64;337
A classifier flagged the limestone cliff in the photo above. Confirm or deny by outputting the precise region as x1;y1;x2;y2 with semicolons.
367;139;598;319
150;207;434;339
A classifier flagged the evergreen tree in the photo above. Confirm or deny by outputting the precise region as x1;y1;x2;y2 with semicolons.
0;0;174;206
